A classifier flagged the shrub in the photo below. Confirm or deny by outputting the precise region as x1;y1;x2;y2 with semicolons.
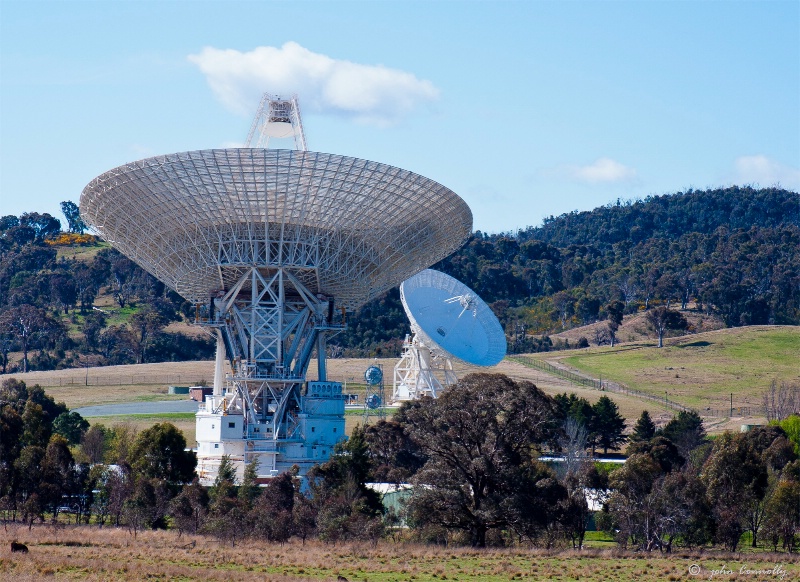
45;233;97;246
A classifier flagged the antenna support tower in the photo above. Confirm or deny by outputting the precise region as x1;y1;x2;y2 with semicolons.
392;333;457;401
246;94;307;151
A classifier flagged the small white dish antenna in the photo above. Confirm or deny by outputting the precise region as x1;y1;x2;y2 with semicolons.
392;269;506;402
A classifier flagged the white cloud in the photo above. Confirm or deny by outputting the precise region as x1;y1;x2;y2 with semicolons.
187;42;439;125
558;158;638;184
732;155;800;191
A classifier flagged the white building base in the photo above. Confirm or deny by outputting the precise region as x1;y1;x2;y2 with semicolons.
195;381;346;486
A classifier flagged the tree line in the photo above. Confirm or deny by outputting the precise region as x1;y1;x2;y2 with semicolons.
2;375;798;552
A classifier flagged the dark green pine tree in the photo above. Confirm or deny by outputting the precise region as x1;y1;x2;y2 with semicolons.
591;396;627;454
629;410;656;443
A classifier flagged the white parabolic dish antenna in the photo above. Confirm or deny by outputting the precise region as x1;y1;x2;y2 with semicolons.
393;269;506;401
80;94;473;485
402;269;506;365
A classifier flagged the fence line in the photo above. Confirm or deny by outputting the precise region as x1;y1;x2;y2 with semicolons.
703;407;762;418
509;355;692;413
509;356;603;390
21;374;212;388
20;373;366;390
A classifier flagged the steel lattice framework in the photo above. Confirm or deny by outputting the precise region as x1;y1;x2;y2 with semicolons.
80;144;471;483
80;148;471;310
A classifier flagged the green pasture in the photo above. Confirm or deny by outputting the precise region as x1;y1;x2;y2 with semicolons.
556;326;799;409
53;240;111;262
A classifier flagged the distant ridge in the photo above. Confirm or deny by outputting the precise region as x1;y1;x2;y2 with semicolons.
517;186;799;248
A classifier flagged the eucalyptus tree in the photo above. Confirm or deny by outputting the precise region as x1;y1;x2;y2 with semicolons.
400;373;564;547
605;301;624;347
60;201;86;234
645;306;688;348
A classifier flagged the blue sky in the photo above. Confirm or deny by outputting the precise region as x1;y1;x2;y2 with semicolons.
1;0;798;234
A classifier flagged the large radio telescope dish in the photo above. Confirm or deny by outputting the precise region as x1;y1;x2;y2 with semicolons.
80;149;472;310
401;269;506;366
78;93;473;486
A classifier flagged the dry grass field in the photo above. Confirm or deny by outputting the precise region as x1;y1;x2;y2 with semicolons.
9;323;792;442
9;361;217;408
15;325;795;441
1;525;797;581
547;305;725;346
9;356;655;443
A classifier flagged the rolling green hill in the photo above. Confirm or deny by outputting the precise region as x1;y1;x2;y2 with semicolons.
550;325;799;412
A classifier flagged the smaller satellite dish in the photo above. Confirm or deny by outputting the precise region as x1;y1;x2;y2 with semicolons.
366;394;382;409
364;365;383;386
400;269;506;366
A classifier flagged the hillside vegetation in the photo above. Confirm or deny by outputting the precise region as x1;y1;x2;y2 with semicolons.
0;186;797;371
338;186;799;355
546;303;725;346
0;219;215;373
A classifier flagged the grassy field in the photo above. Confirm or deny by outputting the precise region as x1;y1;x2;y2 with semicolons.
10;361;218;407
1;526;797;581
12;326;796;443
53;240;111;261
87;413;197;445
552;325;800;412
9;356;656;444
35;383;196;410
26;321;795;440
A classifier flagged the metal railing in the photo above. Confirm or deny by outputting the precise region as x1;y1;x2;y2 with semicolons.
702;406;763;418
509;356;603;389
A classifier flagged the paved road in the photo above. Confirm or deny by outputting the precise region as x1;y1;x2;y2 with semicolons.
74;400;201;417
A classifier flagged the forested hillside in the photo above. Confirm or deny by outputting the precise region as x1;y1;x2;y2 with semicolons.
337;186;800;354
0;208;214;373
0;186;798;370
